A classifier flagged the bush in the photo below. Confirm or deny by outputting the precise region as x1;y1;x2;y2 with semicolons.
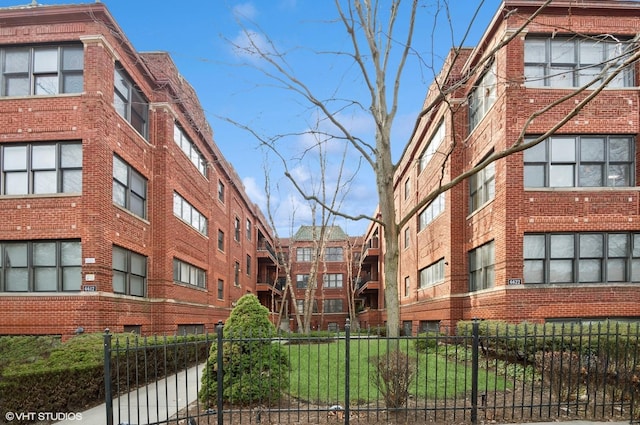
199;294;289;406
414;331;441;353
370;349;416;408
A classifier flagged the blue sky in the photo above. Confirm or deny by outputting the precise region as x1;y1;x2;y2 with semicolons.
1;0;502;236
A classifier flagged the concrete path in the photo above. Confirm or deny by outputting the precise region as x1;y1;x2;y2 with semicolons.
54;363;205;425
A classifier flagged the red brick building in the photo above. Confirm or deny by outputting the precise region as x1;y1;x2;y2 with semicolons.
0;3;277;338
388;0;640;334
279;226;363;332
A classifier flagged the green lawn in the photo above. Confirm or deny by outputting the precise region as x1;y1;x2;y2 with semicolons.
285;337;507;404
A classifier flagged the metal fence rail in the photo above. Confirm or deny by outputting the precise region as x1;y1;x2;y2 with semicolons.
104;320;640;424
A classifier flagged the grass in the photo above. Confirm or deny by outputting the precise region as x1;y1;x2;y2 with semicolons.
285;337;508;404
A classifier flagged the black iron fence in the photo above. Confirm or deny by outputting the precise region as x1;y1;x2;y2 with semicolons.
104;320;640;424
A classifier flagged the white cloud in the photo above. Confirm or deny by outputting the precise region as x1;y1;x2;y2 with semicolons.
230;29;273;62
232;3;258;21
242;176;266;208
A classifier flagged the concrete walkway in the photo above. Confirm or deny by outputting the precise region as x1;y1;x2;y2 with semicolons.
55;364;205;425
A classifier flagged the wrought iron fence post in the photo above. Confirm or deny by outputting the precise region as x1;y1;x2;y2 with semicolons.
216;320;224;425
103;329;113;425
345;319;351;425
471;319;479;425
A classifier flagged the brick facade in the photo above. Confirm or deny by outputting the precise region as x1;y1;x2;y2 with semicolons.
0;3;277;339
386;0;640;334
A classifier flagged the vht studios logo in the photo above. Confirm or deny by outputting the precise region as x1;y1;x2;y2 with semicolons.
5;411;83;422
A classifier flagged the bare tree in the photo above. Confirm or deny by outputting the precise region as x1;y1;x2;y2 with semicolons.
226;0;640;336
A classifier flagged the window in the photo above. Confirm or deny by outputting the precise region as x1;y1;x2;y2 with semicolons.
173;258;206;289
524;36;635;88
123;325;141;335
323;299;343;313
0;240;81;292
1;44;83;97
217;180;225;203
324;247;343;262
217;279;224;300
112;246;146;297
1;141;81;195
404;227;410;249
173;192;208;235
296;299;318;313
419;321;441;333
296;274;309;288
419;259;445;289
418;193;445;231
246;219;252;241
418;120;446;173
323;273;343;288
177;324;204;335
234;261;240;286
246;254;251;276
469;241;495;292
469;158;495;213
404;276;410;297
524;136;634;188
113;155;147;218
173;124;206;176
234;217;240;242
217;230;225;252
469;62;497;130
524;232;640;284
113;65;148;138
296;247;313;262
404;178;411;200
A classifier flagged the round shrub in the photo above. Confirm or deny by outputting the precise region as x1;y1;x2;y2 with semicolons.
199;294;289;406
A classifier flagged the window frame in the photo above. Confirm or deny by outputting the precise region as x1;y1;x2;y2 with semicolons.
112;155;147;219
173;123;207;177
112;245;147;297
0;240;81;292
323;273;343;288
524;135;634;188
419;258;445;289
322;299;343;313
469;156;495;213
469;241;495;292
296;247;313;262
524;36;635;88
1;141;82;196
418;120;446;173
524;232;640;284
114;65;148;139
173;192;208;235
296;274;309;289
217;279;224;300
1;44;84;97
173;258;206;289
417;193;445;232
324;247;344;262
469;62;497;131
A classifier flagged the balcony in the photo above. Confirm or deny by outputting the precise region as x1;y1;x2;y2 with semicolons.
364;237;379;259
256;277;284;296
257;240;278;263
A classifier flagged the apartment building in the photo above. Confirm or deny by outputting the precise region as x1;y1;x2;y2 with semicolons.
279;226;362;332
0;2;277;338
382;0;640;334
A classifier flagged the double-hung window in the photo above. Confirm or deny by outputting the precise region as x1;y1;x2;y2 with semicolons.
173;124;206;176
418;120;446;173
419;259;445;289
296;247;313;262
323;299;343;313
418;193;445;231
296;274;309;288
173;192;208;235
113;155;147;218
323;273;343;288
469;241;495;292
524;36;635;88
112;246;147;297
524;136;634;187
469;62;497;131
524;232;640;284
1;44;83;96
324;247;343;262
1;142;82;195
469;158;495;213
0;240;81;292
173;258;206;289
114;65;148;138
